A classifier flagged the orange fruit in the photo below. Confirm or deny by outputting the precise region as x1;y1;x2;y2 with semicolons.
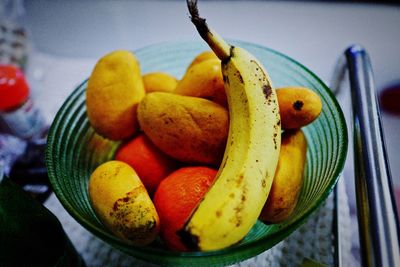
153;166;217;251
115;134;177;195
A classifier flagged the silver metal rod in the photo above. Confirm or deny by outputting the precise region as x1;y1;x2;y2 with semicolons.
330;53;349;267
334;44;400;266
333;178;344;267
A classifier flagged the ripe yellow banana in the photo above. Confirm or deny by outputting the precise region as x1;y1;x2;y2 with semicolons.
179;0;281;251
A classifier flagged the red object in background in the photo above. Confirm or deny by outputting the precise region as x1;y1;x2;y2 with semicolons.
0;66;51;203
379;83;400;115
0;65;46;140
379;82;400;217
0;65;29;112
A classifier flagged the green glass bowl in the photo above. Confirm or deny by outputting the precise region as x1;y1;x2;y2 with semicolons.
46;41;348;266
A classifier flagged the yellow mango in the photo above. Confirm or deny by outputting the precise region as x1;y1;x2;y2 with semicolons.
175;58;227;107
187;50;219;69
86;50;145;140
143;72;178;93
137;92;229;166
276;86;322;129
259;129;307;223
88;160;159;245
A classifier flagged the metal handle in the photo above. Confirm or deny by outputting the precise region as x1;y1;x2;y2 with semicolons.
331;44;400;266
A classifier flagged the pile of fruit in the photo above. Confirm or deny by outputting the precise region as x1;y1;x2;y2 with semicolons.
86;0;322;252
86;49;322;251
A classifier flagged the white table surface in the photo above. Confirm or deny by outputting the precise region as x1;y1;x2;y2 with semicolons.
16;0;400;265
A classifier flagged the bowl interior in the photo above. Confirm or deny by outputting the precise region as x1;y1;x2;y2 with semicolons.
46;40;347;266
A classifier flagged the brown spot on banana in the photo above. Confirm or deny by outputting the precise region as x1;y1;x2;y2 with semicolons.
247;59;273;99
263;84;272;99
236;174;244;187
233;187;248;227
235;71;244;84
216;210;222;218
261;178;267;188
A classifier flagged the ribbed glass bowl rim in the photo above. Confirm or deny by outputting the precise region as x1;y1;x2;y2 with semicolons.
46;40;348;260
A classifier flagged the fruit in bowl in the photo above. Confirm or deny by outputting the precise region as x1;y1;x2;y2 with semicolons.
46;2;347;265
84;44;323;248
86;50;145;141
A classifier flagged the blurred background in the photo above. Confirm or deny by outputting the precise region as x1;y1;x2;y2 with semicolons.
1;0;399;266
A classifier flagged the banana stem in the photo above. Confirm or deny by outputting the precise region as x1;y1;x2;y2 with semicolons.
186;0;232;61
